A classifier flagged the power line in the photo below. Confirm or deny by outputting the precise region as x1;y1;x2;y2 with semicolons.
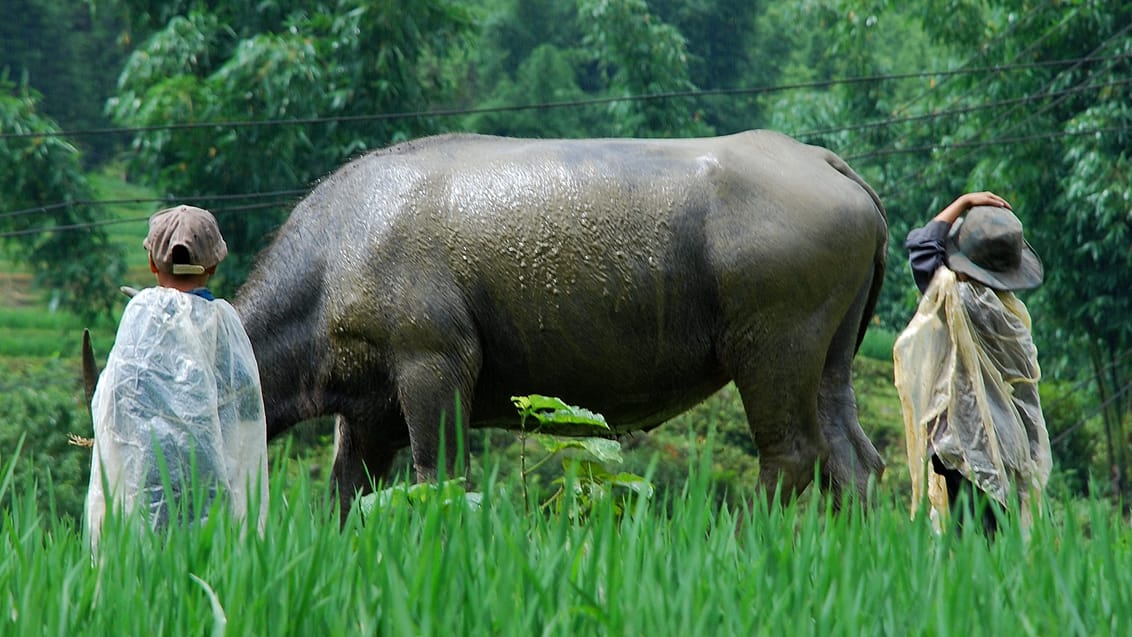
0;189;309;221
3;24;1129;234
1;53;1126;142
5;71;1128;224
6;37;1131;230
843;125;1129;163
888;0;1067;120
10;64;1117;223
1040;348;1132;417
853;20;1132;190
1051;373;1132;448
0;194;300;239
796;76;1132;143
1;121;1124;240
811;0;1128;142
800;5;1132;180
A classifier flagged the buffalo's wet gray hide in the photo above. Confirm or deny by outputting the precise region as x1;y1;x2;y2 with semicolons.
236;130;889;511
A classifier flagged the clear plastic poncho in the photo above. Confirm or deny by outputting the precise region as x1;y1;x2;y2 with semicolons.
86;287;268;546
894;268;1051;529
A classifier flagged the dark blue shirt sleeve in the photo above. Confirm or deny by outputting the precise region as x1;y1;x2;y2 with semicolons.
905;220;952;294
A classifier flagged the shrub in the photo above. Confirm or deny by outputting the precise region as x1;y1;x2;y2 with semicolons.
0;358;91;524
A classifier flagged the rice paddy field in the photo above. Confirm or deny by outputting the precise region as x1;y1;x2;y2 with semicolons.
1;441;1129;637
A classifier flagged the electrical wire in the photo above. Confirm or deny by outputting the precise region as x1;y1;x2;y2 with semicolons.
0;189;310;221
2;121;1127;240
3;65;1128;225
843;125;1129;162
888;0;1076;120
864;20;1132;180
1051;373;1132;448
1;54;1126;142
797;76;1132;143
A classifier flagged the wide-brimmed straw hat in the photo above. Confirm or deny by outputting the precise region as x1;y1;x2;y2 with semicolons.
946;205;1043;291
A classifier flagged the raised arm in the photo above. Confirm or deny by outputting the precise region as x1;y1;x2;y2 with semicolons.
932;191;1012;225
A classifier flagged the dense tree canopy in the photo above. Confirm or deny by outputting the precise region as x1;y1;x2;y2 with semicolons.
0;0;125;164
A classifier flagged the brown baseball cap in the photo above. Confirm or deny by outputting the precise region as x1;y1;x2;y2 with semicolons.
143;205;228;275
946;205;1043;291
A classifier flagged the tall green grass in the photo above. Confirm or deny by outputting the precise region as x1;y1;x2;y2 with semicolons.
1;441;1129;637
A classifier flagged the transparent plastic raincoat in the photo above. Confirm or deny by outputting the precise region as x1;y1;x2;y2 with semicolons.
894;268;1051;529
86;287;268;546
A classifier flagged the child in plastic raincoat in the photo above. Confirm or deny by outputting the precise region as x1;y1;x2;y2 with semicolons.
894;192;1051;533
86;206;268;548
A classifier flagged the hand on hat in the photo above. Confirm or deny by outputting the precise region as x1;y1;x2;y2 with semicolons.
934;191;1012;225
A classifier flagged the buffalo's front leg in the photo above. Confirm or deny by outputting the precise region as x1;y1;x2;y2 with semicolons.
394;350;480;483
331;411;404;522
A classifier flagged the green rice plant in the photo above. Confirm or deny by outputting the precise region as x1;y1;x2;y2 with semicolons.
0;359;91;521
3;424;1132;636
0;306;120;359
0;305;114;360
357;478;484;515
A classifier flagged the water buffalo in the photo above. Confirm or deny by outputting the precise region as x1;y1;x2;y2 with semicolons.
236;130;889;511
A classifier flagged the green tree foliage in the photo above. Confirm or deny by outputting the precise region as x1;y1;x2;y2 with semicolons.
461;43;607;138
1052;93;1132;498
0;80;125;319
456;0;715;139
1041;379;1098;498
105;0;476;286
576;0;712;137
649;0;763;133
474;0;583;79
0;0;125;164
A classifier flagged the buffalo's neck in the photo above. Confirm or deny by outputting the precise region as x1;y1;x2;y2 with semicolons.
246;321;329;439
236;266;330;439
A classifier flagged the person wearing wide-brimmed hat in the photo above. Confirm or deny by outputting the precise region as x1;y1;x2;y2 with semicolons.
894;192;1051;535
85;206;268;550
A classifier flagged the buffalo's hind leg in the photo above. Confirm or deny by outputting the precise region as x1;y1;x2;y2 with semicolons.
725;337;830;500
817;277;886;503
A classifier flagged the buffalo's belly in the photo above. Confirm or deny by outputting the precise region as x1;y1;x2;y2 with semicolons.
468;329;727;433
